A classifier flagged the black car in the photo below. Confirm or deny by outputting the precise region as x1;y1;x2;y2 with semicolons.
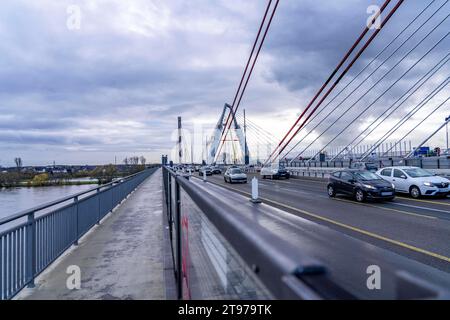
198;166;213;176
211;166;222;174
327;170;395;202
277;167;291;179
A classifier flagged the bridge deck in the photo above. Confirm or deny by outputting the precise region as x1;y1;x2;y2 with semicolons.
16;169;165;300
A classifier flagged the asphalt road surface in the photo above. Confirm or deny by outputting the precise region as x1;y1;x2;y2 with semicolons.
201;172;450;273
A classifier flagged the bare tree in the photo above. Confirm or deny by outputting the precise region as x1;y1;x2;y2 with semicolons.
14;157;22;172
123;157;129;166
140;156;146;165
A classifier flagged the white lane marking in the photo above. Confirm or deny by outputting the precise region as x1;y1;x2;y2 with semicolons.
389;202;450;214
258;182;325;197
397;196;450;207
278;187;328;198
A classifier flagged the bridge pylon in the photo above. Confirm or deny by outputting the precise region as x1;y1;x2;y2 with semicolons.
208;103;248;165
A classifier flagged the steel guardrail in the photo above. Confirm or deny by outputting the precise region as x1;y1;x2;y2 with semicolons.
162;166;354;300
162;165;450;300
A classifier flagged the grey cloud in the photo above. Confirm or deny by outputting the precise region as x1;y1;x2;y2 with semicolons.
0;0;448;166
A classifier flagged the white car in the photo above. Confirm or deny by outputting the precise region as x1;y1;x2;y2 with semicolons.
376;166;449;198
224;167;247;184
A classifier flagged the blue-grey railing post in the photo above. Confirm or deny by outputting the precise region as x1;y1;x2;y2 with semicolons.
168;172;173;226
111;182;114;212
26;212;36;288
175;177;182;299
74;196;79;246
96;188;101;225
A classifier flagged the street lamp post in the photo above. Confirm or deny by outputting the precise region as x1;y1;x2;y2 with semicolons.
446;116;450;152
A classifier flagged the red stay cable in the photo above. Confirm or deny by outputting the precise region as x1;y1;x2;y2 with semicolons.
215;0;280;162
215;0;274;162
276;0;405;163
264;0;393;166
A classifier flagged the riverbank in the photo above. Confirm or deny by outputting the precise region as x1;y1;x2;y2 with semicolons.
23;180;99;188
0;179;99;189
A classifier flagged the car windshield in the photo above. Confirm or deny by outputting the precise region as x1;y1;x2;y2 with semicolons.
404;168;433;178
230;169;242;174
354;172;381;181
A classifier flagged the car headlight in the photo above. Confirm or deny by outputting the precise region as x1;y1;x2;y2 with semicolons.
391;183;395;189
423;182;433;187
363;184;377;190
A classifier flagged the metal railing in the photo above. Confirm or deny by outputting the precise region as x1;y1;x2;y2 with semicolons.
287;157;450;170
0;167;158;300
162;166;353;300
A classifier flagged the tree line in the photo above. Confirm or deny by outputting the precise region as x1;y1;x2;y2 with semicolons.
0;155;151;188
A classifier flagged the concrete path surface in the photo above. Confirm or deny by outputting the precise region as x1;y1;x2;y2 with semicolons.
16;169;165;300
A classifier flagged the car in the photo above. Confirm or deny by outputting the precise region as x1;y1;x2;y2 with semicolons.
186;166;195;174
198;166;213;176
260;167;291;179
224;167;247;184
376;166;450;198
194;165;201;172
350;162;378;172
327;169;395;202
211;166;222;174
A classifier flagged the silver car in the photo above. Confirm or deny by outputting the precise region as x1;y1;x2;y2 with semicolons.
224;168;247;184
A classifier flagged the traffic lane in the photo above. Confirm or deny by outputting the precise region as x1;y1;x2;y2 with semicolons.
191;177;450;299
216;174;448;226
288;175;450;205
215;174;450;219
244;174;450;217
212;174;450;258
262;178;450;221
207;174;450;272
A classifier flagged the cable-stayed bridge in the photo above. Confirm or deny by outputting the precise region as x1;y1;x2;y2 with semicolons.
1;0;450;301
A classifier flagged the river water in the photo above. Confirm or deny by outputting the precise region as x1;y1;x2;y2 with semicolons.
0;184;98;220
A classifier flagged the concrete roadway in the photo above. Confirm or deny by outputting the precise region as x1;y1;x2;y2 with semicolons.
202;173;450;273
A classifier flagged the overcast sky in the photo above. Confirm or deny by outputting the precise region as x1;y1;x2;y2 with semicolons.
0;0;448;166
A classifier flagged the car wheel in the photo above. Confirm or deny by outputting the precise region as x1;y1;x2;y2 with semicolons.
355;189;365;202
410;186;421;199
327;185;336;198
224;177;227;183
